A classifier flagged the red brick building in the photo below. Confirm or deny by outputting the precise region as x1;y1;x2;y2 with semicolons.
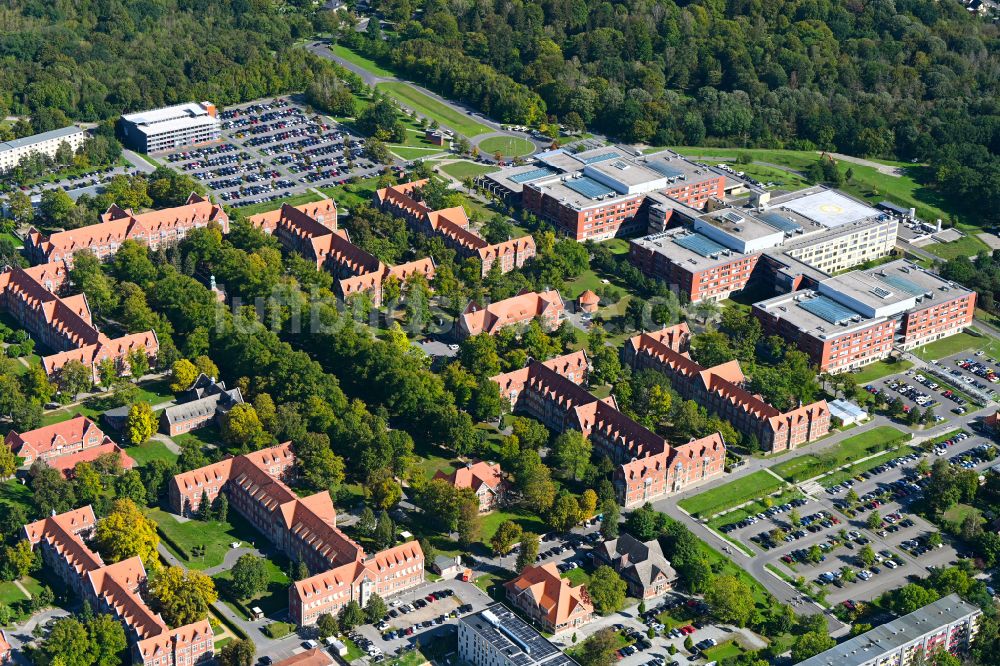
623;324;830;452
6;415;135;476
754;261;975;373
24;507;213;666
512;148;725;241
0;265;158;381
26;193;228;266
375;180;535;277
168;444;424;628
459;290;564;338
490;351;726;507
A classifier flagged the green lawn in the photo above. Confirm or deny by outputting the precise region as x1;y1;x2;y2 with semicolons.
41;378;176;426
329;43;395;77
233;192;326;218
376;82;492;138
481;509;547;542
173;426;225;451
771;425;907;482
677;470;785;518
389;145;446;160
562;269;608;299
0;580;29;605
853;358;914;383
215;555;291;616
669;146;960;229
707;488;804;533
560;567;591;586
128;439;179;467
439;161;499;181
911;331;1000;361
321;176;382;211
943;503;981;529
703;640;746;662
923;235;991;261
148;508;267;570
0;478;35;514
606;238;630;255
821;446;918;488
478;136;536;158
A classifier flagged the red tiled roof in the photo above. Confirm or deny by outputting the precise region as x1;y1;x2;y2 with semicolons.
504;563;592;627
49;442;136;478
434;461;503;493
5;415;106;458
34;193;227;261
462;290;564;336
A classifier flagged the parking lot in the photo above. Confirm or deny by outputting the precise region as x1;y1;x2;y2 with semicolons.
161;96;385;208
924;350;998;405
720;428;999;608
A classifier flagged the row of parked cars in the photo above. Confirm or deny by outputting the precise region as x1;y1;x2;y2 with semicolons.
826;452;922;494
718;497;809;533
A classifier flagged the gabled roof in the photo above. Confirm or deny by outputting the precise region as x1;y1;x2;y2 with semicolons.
5;415;106;457
434;461;503;494
49;442;136;478
462;290;564;336
34;193;227;260
597;533;676;588
504;563;592;627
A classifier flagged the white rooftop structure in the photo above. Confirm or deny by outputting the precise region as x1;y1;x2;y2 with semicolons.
777;189;882;228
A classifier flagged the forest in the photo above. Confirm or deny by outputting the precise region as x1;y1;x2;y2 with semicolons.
344;0;1000;223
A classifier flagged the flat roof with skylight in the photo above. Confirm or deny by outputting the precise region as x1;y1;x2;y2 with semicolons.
694;208;785;253
631;228;746;270
766;188;883;228
459;603;575;666
753;290;881;339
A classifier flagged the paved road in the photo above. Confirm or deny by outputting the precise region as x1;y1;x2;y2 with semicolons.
306;41;546;150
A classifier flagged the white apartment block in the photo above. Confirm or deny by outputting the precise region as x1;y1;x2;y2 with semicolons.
795;594;981;666
118;102;221;153
0;126;86;171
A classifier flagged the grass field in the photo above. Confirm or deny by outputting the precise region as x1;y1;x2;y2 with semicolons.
481;509;547;542
854;358;914;383
321;176;381;211
439;161;498;180
677;470;785;518
669;146;960;230
173;426;225;451
388;145;445;160
128;439;179;467
560;567;591;586
149;508;265;570
478;136;535;157
923;235;991;260
376;82;491;138
911;331;999;361
215;555;291;616
703;640;746;661
822;446;918;488
233;192;325;218
329;43;395;77
707;488;804;532
771;425;907;482
0;479;34;514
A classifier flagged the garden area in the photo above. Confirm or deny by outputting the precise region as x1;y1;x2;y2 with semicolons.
213;554;291;618
148;507;266;571
677;470;785;518
771;426;908;483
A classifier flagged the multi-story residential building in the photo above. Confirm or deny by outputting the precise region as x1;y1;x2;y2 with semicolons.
504;564;593;634
629;187;899;303
794;594;981;666
5;415;135;476
434;461;505;512
490;351;726;506
374;181;535;277
247;200;435;306
23;507;214;666
118;102;221;153
459;290;564;338
481;148;730;242
458;603;578;666
159;374;244;436
753;260;975;373
0;125;87;172
623;323;830;452
168;444;424;627
26;193;229;267
0;265;158;381
594;534;676;599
